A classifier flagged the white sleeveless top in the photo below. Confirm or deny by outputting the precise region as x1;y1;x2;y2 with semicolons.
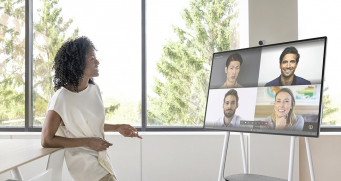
46;83;117;181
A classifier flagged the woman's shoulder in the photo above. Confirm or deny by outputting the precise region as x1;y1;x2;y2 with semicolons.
93;83;103;95
46;88;67;114
295;115;304;123
54;87;75;103
49;87;75;106
51;88;65;101
264;115;272;121
291;115;305;131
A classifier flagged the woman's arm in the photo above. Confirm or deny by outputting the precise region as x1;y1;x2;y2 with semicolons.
41;110;112;151
104;123;142;139
104;123;121;132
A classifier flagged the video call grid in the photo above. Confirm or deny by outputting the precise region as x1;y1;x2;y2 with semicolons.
204;37;326;137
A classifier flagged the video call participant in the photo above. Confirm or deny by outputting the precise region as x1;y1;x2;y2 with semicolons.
265;47;311;86
219;53;243;88
213;89;248;127
263;88;304;131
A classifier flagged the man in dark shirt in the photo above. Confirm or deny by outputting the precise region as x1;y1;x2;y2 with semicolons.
265;46;311;86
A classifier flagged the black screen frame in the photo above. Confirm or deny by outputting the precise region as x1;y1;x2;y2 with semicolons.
203;36;327;138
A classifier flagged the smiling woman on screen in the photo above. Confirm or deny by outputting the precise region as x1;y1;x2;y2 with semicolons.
41;36;142;181
264;88;304;131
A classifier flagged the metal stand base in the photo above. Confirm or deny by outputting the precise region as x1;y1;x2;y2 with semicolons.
218;133;315;181
218;132;230;181
224;173;286;181
218;132;247;181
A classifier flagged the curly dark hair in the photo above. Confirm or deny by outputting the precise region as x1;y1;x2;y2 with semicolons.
52;36;97;92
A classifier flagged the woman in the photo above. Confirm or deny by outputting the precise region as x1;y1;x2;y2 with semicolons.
41;36;141;181
264;88;304;131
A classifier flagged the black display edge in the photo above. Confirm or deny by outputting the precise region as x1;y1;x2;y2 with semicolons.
203;36;327;138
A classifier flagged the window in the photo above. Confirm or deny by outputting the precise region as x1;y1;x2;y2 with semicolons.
298;0;341;127
32;0;141;127
9;1;336;132
0;1;26;128
146;0;240;127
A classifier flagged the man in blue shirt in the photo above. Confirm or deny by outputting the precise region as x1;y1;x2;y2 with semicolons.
265;46;311;86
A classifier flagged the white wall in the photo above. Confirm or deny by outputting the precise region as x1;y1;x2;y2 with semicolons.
299;134;341;181
0;132;251;181
140;133;247;181
2;132;341;181
248;0;298;47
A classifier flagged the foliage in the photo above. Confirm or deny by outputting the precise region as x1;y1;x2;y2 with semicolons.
322;87;339;125
33;0;79;123
105;103;120;114
0;0;26;124
104;96;141;126
148;0;238;126
0;0;79;125
0;0;136;127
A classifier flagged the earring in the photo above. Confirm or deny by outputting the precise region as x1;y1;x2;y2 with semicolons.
285;114;288;119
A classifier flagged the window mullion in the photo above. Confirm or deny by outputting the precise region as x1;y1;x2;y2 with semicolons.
25;0;34;131
141;0;147;131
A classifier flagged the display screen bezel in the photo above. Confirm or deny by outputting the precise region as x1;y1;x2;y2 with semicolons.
203;36;327;138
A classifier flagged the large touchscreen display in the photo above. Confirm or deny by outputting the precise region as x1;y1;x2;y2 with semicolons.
204;37;326;137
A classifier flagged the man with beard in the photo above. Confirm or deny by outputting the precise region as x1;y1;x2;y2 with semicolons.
213;89;244;127
265;46;311;86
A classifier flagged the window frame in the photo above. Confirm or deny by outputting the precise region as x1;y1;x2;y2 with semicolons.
0;0;339;132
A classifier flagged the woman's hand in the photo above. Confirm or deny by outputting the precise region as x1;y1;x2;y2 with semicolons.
117;124;142;139
275;116;287;130
87;137;113;151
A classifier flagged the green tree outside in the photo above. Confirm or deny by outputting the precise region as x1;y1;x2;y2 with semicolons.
1;0;26;125
0;0;79;126
148;0;238;126
322;86;339;125
33;0;79;125
104;95;141;126
0;0;135;127
3;0;337;127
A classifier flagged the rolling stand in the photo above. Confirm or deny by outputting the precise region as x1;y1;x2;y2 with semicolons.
218;132;315;181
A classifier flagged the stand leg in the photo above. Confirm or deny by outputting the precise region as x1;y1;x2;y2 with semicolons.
10;167;24;180
240;132;247;174
218;131;230;181
288;136;296;181
305;137;315;181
